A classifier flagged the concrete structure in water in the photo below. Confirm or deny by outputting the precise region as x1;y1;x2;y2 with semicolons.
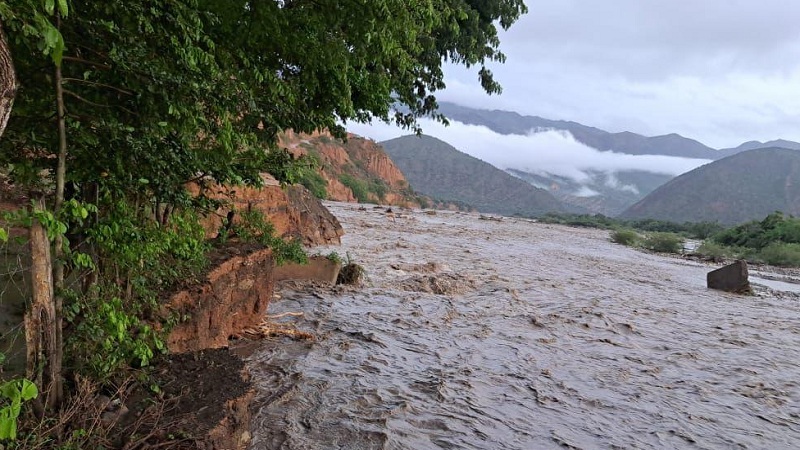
707;260;750;293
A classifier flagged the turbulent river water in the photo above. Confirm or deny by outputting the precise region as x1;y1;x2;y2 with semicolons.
246;202;800;449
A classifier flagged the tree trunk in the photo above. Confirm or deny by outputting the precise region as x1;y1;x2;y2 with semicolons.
53;15;67;403
25;198;63;411
0;20;17;139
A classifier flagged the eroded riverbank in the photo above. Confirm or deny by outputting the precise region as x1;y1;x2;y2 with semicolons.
246;202;800;449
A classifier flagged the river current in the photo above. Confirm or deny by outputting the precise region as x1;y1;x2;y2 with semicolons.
246;202;800;449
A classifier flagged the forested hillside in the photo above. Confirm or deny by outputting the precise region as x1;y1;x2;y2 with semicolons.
622;148;800;225
382;135;565;217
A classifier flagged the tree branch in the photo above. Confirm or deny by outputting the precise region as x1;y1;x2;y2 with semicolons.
62;78;134;96
61;56;111;70
62;89;137;116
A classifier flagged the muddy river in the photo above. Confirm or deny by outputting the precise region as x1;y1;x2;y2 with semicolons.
246;202;800;449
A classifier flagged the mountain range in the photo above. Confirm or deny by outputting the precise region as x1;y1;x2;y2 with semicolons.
380;135;566;217
426;103;800;218
435;102;717;159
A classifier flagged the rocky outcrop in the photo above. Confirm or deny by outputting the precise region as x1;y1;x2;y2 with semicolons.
285;185;345;245
281;130;419;206
347;140;407;187
193;173;344;246
707;260;751;293
322;172;357;202
163;245;274;353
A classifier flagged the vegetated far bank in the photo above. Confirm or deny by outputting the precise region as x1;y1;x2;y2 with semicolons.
540;211;800;268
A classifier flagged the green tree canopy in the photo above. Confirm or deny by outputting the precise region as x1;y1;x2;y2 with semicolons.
1;0;527;199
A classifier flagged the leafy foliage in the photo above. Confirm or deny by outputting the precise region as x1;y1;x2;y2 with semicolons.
340;173;371;203
295;154;328;200
713;212;800;250
0;378;37;441
702;212;800;266
229;210;307;266
64;289;165;380
756;243;800;267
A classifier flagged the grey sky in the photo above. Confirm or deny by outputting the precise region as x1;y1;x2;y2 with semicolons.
434;0;800;148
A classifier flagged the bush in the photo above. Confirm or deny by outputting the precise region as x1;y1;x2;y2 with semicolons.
642;232;684;254
368;179;388;202
695;241;729;259
298;170;328;199
757;242;800;267
339;173;370;203
610;229;639;246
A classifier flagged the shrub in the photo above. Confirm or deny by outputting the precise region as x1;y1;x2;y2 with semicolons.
368;179;388;202
610;229;640;246
416;196;431;210
234;210;308;266
298;170;328;199
642;232;683;254
757;242;800;267
695;241;730;259
339;174;370;203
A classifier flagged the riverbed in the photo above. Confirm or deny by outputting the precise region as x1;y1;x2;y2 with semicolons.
246;202;800;449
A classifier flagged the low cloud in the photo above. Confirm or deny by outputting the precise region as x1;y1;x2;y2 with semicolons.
348;118;712;182
604;173;639;195
574;186;601;197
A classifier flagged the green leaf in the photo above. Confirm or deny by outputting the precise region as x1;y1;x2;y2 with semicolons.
20;380;38;401
57;0;69;17
0;381;17;400
45;0;55;15
0;412;16;440
0;228;7;243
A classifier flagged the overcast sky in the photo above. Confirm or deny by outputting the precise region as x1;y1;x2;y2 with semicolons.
352;0;800;149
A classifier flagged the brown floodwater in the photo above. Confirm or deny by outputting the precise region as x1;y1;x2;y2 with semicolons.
246;202;800;449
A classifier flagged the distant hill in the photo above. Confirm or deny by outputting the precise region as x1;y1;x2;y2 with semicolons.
435;102;718;159
620;148;800;225
507;169;673;217
380;135;566;217
716;139;800;159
